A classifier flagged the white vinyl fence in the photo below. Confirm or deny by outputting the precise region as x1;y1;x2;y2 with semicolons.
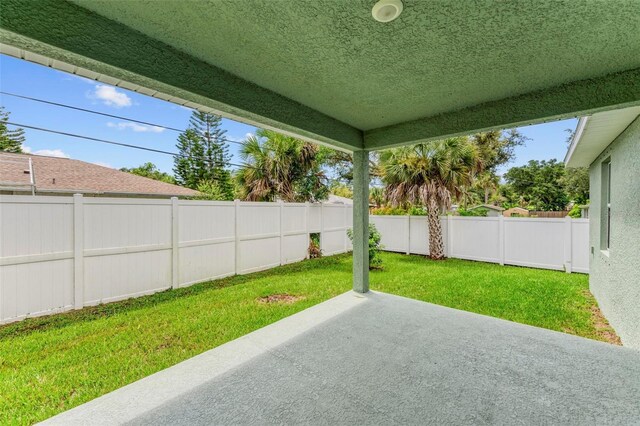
370;215;589;274
0;195;352;324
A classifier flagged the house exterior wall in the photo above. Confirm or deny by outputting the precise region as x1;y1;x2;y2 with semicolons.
589;116;640;349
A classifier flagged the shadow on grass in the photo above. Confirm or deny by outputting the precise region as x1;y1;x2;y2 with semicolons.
0;254;352;339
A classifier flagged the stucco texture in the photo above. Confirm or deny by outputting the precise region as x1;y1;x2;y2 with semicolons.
2;0;640;150
589;116;640;350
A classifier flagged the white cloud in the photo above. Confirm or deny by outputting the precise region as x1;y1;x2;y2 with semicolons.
23;146;70;158
92;161;114;169
106;121;165;133
90;84;132;108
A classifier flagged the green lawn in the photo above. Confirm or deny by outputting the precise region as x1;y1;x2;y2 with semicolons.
0;252;615;424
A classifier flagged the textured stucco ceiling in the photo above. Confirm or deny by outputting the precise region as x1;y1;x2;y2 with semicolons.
1;0;640;151
69;0;640;130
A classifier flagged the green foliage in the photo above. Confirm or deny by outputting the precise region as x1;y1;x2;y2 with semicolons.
369;186;384;207
308;233;322;258
347;224;384;269
458;207;488;217
191;179;228;200
120;162;176;184
503;159;569;211
329;182;353;199
173;111;233;199
561;167;590;205
370;205;427;216
236;129;330;202
0;106;25;153
568;204;583;218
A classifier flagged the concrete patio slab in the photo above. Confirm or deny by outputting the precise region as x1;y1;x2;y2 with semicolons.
43;291;640;425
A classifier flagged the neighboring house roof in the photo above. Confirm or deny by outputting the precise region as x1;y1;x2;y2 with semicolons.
469;204;504;211
565;105;640;168
0;152;199;197
327;194;353;205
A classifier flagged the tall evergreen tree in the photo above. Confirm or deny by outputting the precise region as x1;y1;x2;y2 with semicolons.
173;111;233;199
0;107;26;153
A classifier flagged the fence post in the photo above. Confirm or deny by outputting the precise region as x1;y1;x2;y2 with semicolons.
234;199;240;274
320;202;325;253
73;194;84;309
405;214;411;255
305;202;310;259
564;216;573;273
171;197;179;288
279;200;284;265
447;215;453;258
343;204;348;253
498;215;505;266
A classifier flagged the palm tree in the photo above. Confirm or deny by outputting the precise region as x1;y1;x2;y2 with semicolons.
380;137;482;260
474;172;500;204
236;129;329;202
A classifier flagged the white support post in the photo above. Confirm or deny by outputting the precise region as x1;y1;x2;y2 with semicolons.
279;200;284;265
564;216;573;273
73;194;84;309
234;199;240;274
498;215;505;266
305;202;310;259
405;214;411;255
171;197;179;288
447;215;454;258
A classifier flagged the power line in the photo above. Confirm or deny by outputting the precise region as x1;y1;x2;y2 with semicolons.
0;91;260;150
1;91;185;133
3;121;250;170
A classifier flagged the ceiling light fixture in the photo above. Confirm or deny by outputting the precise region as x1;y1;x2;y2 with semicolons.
372;0;403;23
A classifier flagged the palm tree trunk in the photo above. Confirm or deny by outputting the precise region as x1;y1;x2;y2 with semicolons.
427;197;446;260
484;188;489;204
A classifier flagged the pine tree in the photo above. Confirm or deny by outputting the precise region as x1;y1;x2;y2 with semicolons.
174;111;233;199
0;107;26;153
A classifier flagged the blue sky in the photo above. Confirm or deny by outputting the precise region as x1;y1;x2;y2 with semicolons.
1;54;576;175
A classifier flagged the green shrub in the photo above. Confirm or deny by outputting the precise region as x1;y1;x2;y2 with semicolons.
308;233;322;258
347;224;384;270
458;207;488;217
568;204;582;218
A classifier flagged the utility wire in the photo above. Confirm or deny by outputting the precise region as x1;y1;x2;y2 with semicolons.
3;121;251;171
0;91;265;150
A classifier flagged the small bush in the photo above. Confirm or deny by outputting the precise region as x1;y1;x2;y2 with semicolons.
568;204;582;218
308;233;322;258
347;224;384;270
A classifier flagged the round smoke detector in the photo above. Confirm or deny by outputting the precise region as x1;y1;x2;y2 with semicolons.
372;0;403;23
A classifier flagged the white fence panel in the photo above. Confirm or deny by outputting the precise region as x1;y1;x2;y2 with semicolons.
308;204;322;232
450;217;501;263
571;219;590;273
409;216;429;255
372;214;589;273
0;197;74;322
178;201;235;286
82;199;173;305
503;218;565;270
321;204;349;255
370;216;408;253
0;196;354;324
236;202;281;274
281;204;308;265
